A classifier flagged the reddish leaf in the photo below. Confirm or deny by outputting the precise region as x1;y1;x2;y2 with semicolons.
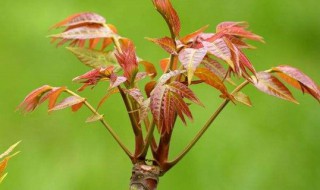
73;69;107;91
18;85;53;112
158;70;185;85
139;61;157;79
194;68;230;98
163;90;176;132
125;88;145;104
224;34;255;49
202;57;234;84
233;92;252;107
153;0;181;37
159;57;178;72
145;81;157;98
180;25;209;44
115;39;138;82
216;22;264;42
50;12;106;29
135;72;148;82
178;48;207;84
50;96;86;111
0;159;8;178
139;98;151;123
39;87;67;110
0;141;20;184
218;37;256;81
146;37;177;55
202;39;233;68
253;72;298;103
167;81;202;106
272;65;320;101
50;26;114;40
171;92;192;125
150;85;167;130
160;58;170;72
71;102;84;112
109;74;127;89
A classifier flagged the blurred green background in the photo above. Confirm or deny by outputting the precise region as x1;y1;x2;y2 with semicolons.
1;0;319;189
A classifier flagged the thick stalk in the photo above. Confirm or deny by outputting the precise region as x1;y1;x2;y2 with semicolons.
129;162;161;190
164;81;250;171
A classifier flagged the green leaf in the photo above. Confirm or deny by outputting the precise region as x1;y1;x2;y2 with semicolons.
86;114;103;123
67;47;120;69
233;92;252;107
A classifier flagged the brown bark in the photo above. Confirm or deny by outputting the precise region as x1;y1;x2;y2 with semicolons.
129;163;161;190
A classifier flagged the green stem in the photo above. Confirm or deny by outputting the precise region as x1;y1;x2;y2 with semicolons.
164;80;250;171
65;89;133;160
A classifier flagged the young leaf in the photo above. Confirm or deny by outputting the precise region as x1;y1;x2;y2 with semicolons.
152;0;181;37
50;26;115;40
67;47;119;69
109;74;127;89
146;37;177;55
139;61;157;79
159;58;178;72
0;141;21;160
125;88;145;104
50;12;106;29
50;96;86;111
167;81;202;106
178;48;207;84
253;72;298;103
114;39;138;82
194;68;230;97
272;65;320;101
86;114;103;123
18;85;53;113
39;87;67;110
0;141;20;184
0;173;7;184
216;22;264;42
145;81;157;98
233;92;252;107
163;90;176;132
180;25;209;44
71;102;84;112
73;69;108;91
202;57;234;84
157;70;185;85
150;85;167;129
0;159;8;180
202;39;233;69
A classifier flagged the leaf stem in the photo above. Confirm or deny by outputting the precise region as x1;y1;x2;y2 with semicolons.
164;80;250;171
138;119;156;158
65;89;133;159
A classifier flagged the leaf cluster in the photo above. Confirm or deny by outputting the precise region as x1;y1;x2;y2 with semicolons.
18;0;319;174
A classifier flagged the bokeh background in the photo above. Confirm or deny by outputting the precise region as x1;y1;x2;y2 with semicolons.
1;0;319;189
